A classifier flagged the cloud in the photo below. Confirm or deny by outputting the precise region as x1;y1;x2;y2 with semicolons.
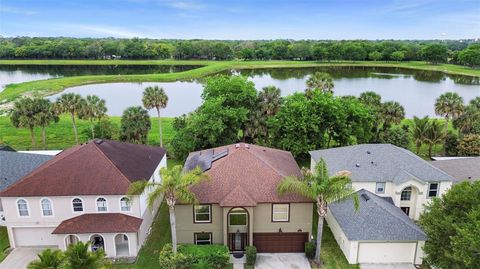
62;24;153;38
160;0;205;10
0;5;38;16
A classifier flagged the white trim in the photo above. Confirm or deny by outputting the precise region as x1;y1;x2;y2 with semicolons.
95;197;108;212
194;205;211;223
71;197;84;213
63;234;80;249
427;182;439;199
119;197;132;212
89;234;106;252
40;197;54;217
15;198;30;218
272;204;289;222
375;182;385;194
113;233;130;257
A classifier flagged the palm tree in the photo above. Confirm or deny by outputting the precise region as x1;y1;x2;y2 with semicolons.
258;86;282;117
381;101;405;130
411;116;430;154
34;98;59;149
10;97;40;149
79;95;107;139
128;165;209;253
434;92;464;149
27;249;64;269
306;72;334;94
55;93;85;144
424;120;444;158
358;91;382;109
277;159;359;265
142;86;168;147
246;86;282;142
453;97;480;137
63;241;105;269
120;106;151;144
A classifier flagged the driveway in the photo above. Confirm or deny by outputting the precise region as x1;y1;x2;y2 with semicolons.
255;253;311;269
361;264;416;269
0;248;49;269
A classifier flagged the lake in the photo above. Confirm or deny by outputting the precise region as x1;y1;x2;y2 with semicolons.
2;65;479;117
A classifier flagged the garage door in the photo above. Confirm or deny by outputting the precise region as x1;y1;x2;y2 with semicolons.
13;227;57;247
253;232;308;253
358;242;417;263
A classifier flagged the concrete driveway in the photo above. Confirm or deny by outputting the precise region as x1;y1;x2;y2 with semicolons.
361;264;416;269
0;248;50;269
255;253;311;269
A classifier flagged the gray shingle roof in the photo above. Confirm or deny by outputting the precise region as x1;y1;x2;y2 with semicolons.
0;151;53;191
310;144;454;184
329;189;427;241
429;157;480;183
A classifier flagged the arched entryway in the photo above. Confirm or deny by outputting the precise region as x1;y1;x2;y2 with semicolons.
115;234;130;257
64;234;80;248
399;186;418;218
90;234;105;252
227;207;249;252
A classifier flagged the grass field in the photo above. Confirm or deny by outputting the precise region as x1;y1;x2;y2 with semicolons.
0;60;479;105
0;227;10;263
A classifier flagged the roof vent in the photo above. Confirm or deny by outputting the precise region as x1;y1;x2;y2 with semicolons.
361;193;370;201
94;139;103;144
235;144;240;149
245;144;249;149
355;163;360;167
367;150;371;154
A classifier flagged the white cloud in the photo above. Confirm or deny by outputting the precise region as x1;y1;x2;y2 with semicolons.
0;5;38;16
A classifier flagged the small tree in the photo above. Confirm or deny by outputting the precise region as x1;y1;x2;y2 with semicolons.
142;86;168;147
27;249;64;269
420;44;448;64
305;72;334;94
78;95;107;139
277;159;358;265
63;241;105;269
120;106;151;144
10;97;40;149
368;51;383;61
390;51;405;62
435;92;464;153
128;165;209;253
34;98;59;149
457;134;480;156
424;120;444;158
54;93;85;144
411;116;430;154
380;101;405;130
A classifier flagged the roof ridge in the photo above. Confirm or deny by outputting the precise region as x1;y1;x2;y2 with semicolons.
243;147;291;178
91;142;133;186
221;185;255;204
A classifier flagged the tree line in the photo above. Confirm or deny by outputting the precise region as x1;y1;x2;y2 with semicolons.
1;37;479;66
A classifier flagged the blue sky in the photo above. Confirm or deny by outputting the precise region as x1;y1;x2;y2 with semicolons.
0;0;479;39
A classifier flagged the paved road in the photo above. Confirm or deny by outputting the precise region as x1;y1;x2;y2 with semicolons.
0;248;49;269
255;253;311;269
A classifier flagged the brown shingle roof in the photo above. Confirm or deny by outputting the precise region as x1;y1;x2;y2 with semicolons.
186;144;311;206
0;140;165;197
52;213;143;234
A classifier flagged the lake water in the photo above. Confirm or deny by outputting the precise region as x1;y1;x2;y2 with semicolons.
2;65;479;117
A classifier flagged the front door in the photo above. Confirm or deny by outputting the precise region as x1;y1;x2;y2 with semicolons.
229;233;246;251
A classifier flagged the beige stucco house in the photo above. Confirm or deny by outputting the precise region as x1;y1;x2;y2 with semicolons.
176;143;313;253
0;140;166;258
310;144;455;265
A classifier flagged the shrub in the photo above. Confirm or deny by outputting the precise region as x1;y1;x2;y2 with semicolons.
444;132;459;156
305;241;315;259
245;246;257;265
158;244;191;269
179;244;230;269
457;134;480;156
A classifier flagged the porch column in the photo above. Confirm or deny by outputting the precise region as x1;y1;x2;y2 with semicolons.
247;207;254;246
223;207;229;245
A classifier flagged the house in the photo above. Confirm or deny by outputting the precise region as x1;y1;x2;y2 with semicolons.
0;151;53;225
0;145;15;152
176;143;313;253
310;144;454;220
310;144;455;265
0;139;166;258
429;157;480;183
326;189;426;264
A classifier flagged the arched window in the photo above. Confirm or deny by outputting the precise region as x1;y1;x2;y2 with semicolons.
72;198;83;212
17;199;29;216
401;187;412;201
40;198;53;216
96;197;108;212
120;197;131;212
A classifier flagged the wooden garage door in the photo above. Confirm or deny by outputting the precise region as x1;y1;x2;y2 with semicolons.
253;232;308;253
358;242;416;263
13;227;57;247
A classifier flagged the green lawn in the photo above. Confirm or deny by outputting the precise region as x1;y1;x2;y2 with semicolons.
0;227;10;263
0;60;478;104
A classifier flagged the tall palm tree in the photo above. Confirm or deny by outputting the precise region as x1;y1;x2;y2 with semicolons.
27;249;64;269
411;116;430;154
10;97;40;149
358;91;382;109
128;165;209;253
63;241;105;269
381;101;405;130
246;86;282;142
306;72;334;94
424;120;444;158
120;106;151;144
277;159;359;265
55;93;85;144
434;92;464;149
258;86;282;117
142;86;168;147
453;96;480;137
34;98;59;149
79;95;107;139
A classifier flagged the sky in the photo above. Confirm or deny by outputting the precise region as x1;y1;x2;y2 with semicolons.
0;0;479;40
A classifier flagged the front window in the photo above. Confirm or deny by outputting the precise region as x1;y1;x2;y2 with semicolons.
17;199;29;216
401;187;412;201
229;208;247;226
120;197;131;211
72;198;83;212
96;197;108;212
272;204;289;222
194;205;211;223
41;198;53;216
376;182;385;193
428;183;439;198
194;232;212;245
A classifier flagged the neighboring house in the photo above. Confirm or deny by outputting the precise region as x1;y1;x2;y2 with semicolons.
176;143;313;253
0;139;166;258
0;145;15;152
0;151;53;225
310;144;455;265
327;189;426;264
429;157;480;183
310;144;454;220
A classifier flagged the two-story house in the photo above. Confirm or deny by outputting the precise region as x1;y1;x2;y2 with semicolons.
309;144;455;265
0;139;166;258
